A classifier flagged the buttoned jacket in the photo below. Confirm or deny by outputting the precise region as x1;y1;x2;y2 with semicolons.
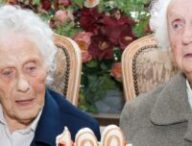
30;88;100;146
120;73;192;146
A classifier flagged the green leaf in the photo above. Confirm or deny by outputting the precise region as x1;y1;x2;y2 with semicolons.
72;0;84;8
113;47;122;61
133;14;150;37
86;60;99;68
38;13;51;22
0;0;6;3
54;21;81;37
100;60;112;71
32;0;40;5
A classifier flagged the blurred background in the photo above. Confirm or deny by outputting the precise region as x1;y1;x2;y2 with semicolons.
0;0;152;119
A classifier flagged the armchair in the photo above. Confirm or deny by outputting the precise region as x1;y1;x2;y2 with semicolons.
121;34;178;101
49;34;82;106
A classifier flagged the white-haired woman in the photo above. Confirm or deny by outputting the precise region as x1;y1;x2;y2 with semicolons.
0;5;100;146
120;0;192;145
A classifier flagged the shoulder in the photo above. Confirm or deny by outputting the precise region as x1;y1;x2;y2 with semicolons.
120;84;163;140
47;89;97;125
46;88;101;140
120;73;185;142
120;74;185;140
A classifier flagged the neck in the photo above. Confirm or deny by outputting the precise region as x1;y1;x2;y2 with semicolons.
4;113;33;133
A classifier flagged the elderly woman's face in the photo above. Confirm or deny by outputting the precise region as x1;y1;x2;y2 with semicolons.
0;33;47;128
167;0;192;79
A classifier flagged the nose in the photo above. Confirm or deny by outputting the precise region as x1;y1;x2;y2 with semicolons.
17;75;30;92
182;26;192;45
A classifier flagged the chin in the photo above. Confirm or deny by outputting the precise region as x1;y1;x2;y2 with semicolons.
16;108;41;123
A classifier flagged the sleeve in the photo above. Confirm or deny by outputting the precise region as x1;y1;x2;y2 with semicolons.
120;101;136;143
92;120;101;141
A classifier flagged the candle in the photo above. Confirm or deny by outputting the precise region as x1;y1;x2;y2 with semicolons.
56;127;73;146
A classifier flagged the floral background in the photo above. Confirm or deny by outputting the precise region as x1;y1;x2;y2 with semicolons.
2;0;151;113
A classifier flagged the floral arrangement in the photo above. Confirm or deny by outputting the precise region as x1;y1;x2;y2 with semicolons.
3;0;151;113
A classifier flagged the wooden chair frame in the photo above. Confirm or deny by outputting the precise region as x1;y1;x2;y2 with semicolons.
54;34;82;106
121;34;157;101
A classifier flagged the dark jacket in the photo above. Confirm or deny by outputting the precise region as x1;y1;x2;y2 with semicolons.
120;73;192;146
30;88;100;146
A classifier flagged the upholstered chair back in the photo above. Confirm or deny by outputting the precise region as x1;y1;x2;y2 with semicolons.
121;34;178;101
49;34;82;106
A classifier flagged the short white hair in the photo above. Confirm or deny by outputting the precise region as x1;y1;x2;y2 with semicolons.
0;5;57;84
149;0;172;49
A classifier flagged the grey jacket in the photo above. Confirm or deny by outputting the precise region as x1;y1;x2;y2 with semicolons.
120;73;192;146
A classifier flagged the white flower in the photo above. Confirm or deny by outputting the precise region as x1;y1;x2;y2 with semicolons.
84;0;100;8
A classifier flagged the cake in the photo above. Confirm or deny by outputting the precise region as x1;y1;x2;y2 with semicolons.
56;125;132;146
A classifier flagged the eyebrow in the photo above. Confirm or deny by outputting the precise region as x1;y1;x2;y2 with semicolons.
168;9;184;19
24;59;38;64
0;58;40;70
22;59;42;68
0;66;15;72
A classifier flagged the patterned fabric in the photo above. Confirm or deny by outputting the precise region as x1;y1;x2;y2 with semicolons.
134;47;178;95
49;46;68;95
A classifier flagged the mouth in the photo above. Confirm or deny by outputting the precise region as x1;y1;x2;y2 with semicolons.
15;98;35;108
184;53;192;58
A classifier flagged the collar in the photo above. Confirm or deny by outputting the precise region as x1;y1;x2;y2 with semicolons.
31;89;61;146
30;108;42;132
186;79;192;110
0;104;6;125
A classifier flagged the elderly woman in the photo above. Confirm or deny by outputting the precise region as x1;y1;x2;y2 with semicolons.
120;0;192;146
0;5;100;146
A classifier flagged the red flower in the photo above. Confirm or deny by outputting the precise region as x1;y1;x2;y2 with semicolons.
41;0;52;11
78;8;136;59
55;10;69;23
74;32;93;48
119;30;134;49
81;50;93;63
88;35;113;60
74;32;93;63
54;9;74;24
101;11;136;50
79;8;102;34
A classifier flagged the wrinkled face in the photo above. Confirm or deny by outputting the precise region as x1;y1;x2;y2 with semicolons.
167;0;192;80
0;33;47;126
